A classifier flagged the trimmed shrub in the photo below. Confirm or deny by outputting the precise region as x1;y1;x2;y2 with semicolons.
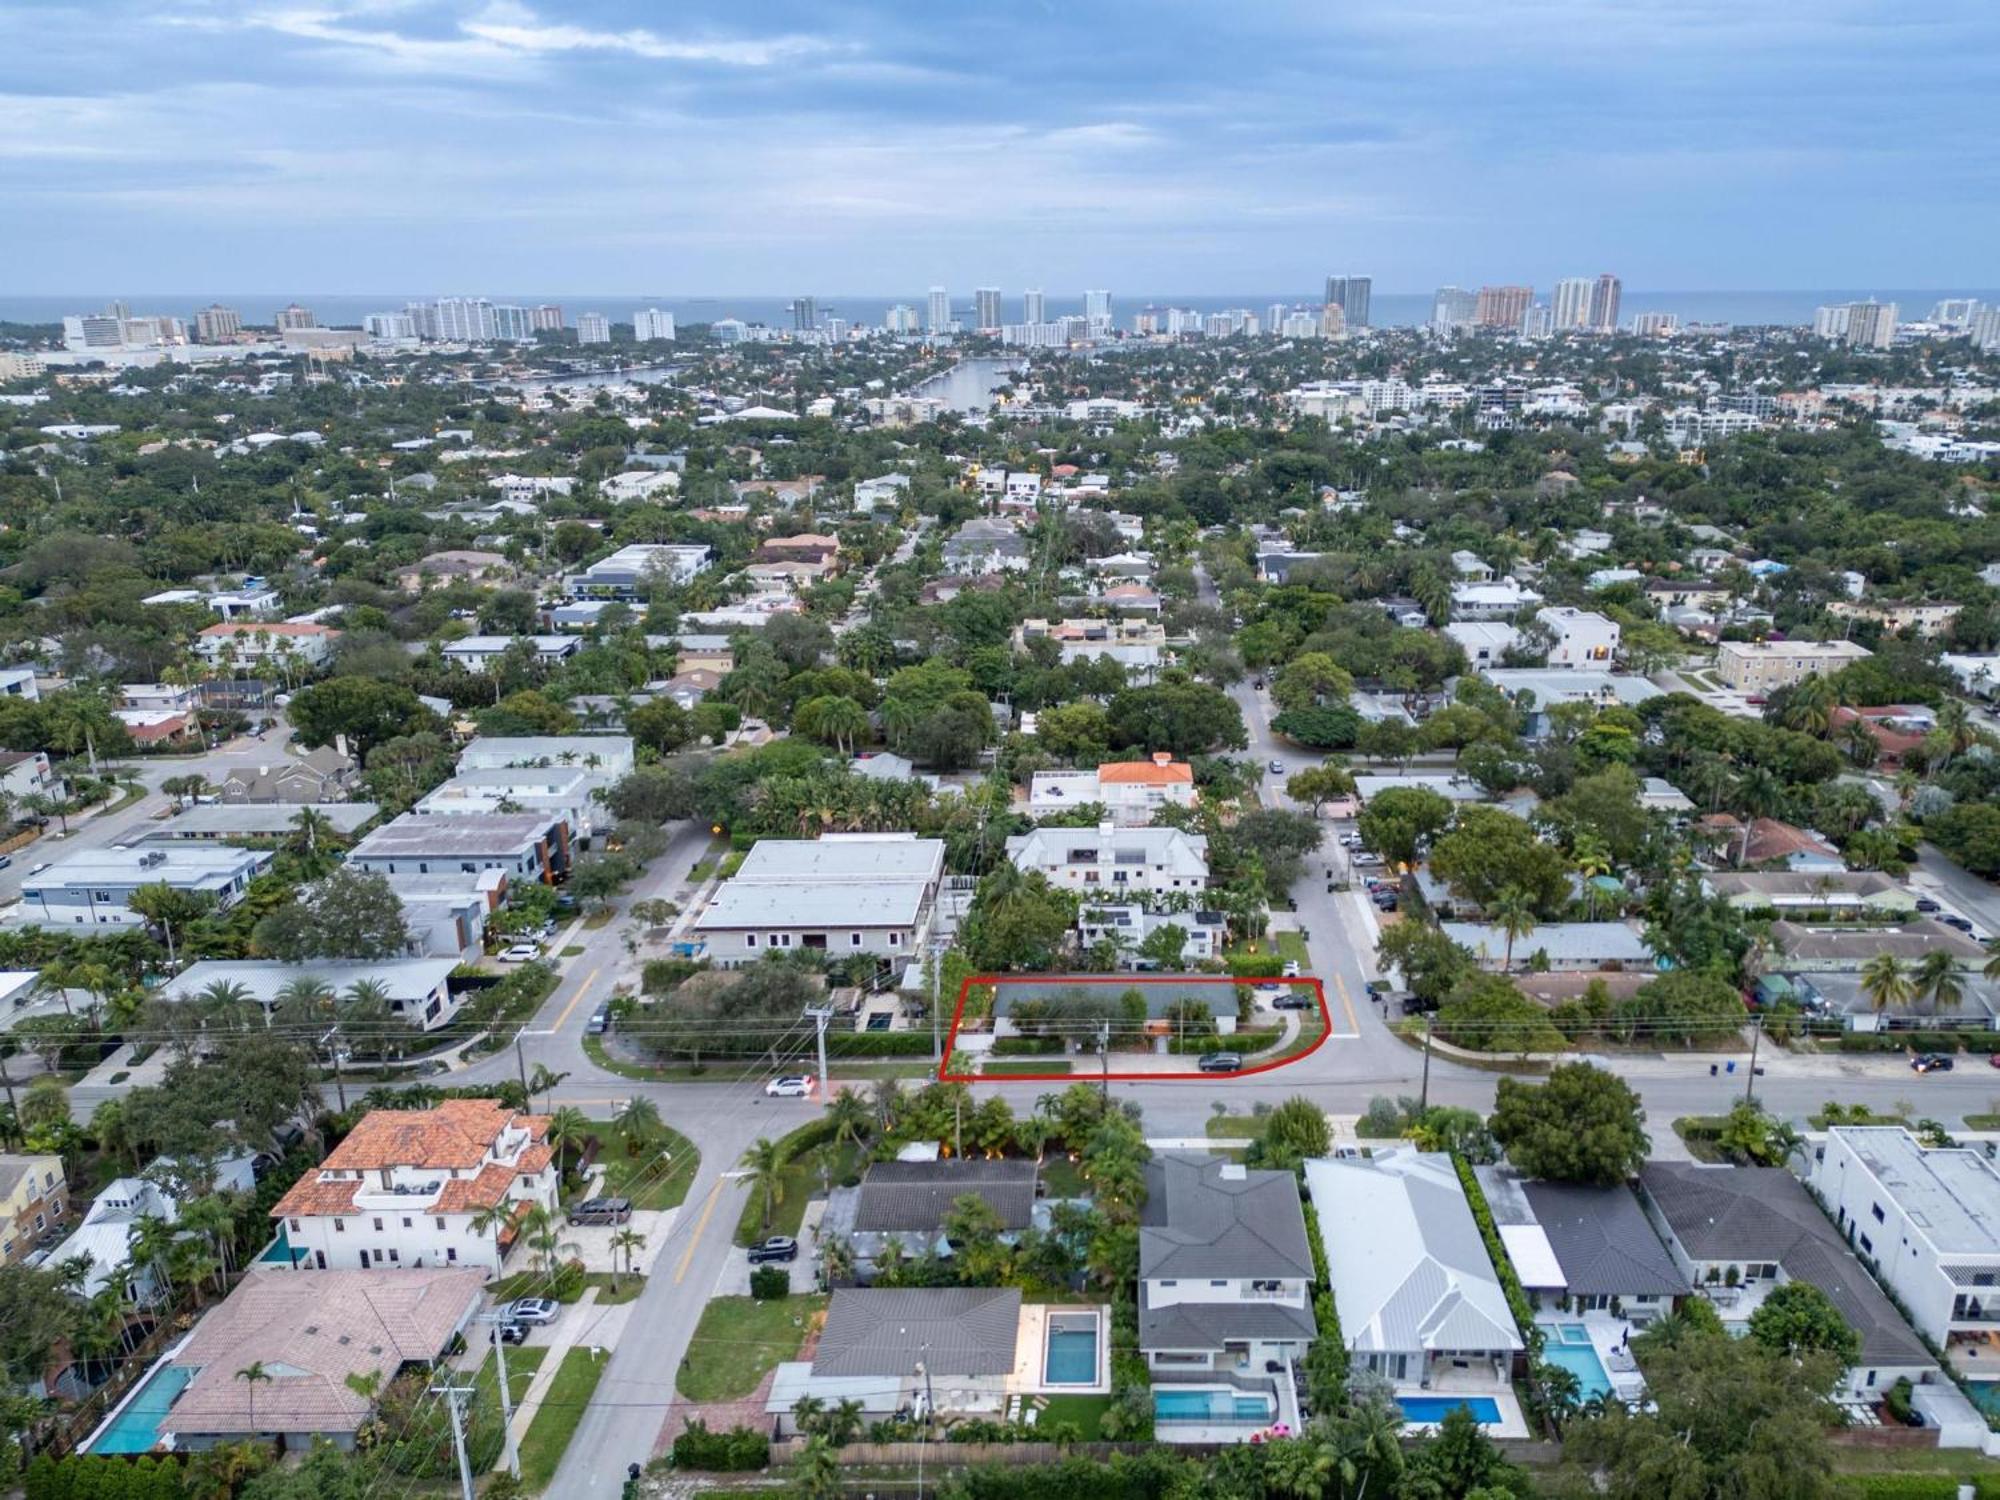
749;1265;790;1301
671;1420;769;1471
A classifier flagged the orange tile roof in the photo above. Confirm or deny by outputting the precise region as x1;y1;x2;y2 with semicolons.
1097;758;1193;787
435;1162;517;1214
272;1101;551;1220
271;1176;360;1218
198;621;339;637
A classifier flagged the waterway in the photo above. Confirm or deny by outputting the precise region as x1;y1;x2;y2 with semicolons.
907;355;1024;412
473;363;678;391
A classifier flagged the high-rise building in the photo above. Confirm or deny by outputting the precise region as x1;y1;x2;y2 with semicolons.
1551;278;1594;331
530;305;565;332
363;312;416;340
885;304;919;334
436;298;496;342
1813;304;1851;340
1319;302;1347;339
1324;276;1371;330
1084;289;1112;334
1266;303;1288;336
974;288;1002;330
274;303;318;331
576;312;611;345
1522;303;1554;338
61;314;123;350
823;317;848;342
634;308;677;342
405;302;441;340
493;305;535;341
1631;312;1679;336
1431;287;1477;330
1023;289;1045;326
195;304;241;343
790;297;818;332
1972;305;2000;352
1473;285;1533;329
1930;297;1980;329
926;286;951;334
1589;274;1622;332
1844;301;1898;350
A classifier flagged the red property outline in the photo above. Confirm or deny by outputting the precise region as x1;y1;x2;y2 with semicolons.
937;974;1332;1084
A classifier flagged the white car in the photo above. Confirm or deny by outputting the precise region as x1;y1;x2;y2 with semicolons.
498;942;542;962
764;1075;814;1098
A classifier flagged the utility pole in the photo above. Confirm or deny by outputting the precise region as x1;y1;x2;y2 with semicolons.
432;1379;476;1500
0;1049;15;1113
483;1316;521;1478
806;1006;832;1099
320;1027;347;1113
1419;1013;1433;1113
929;936;945;1064
514;1029;530;1103
1099;1021;1111;1102
953;1093;962;1159
1743;1016;1761;1106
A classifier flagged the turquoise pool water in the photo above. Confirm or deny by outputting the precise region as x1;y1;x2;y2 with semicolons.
1396;1395;1502;1425
259;1225;308;1265
1153;1389;1273;1423
90;1363;195;1454
1970;1383;2000;1417
1044;1323;1097;1384
1542;1324;1613;1401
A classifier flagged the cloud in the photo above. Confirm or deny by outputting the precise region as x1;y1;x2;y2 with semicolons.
459;2;840;66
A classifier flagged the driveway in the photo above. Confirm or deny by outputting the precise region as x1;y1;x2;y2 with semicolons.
562;1208;676;1276
713;1199;823;1295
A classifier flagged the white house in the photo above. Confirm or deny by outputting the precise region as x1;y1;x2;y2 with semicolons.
563;543;714;600
457;736;635;779
194;622;339;670
1029;755;1196;826
1450;579;1543;622
17;846;273;929
416;764;599;839
693;833;946;968
440;635;580;674
1005;822;1209;894
1077;904;1227;966
158;958;464;1032
1535;607;1619;669
271;1099;559;1275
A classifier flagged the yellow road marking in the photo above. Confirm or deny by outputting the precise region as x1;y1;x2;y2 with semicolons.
1333;972;1360;1036
552;965;601;1032
675;1177;727;1284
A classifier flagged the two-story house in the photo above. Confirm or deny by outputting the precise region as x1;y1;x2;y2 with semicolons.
693;833;946;969
1140;1156;1315;1437
272;1099;558;1275
346;811;572;885
0;1153;66;1265
17;845;273;929
1005;822;1209;895
1535;607;1620;669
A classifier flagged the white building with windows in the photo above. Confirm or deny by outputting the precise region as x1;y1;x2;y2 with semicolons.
632;308;676;342
272;1099;558;1275
1535;607;1620;669
1005;821;1209;894
693;833;946;968
16;846;272;929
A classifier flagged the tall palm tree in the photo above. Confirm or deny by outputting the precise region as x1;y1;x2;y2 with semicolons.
1915;951;1965;1017
469;1200;518;1260
1733;767;1786;866
527;1062;570;1111
545;1106;589;1176
614;1095;661;1154
608;1226;647;1294
289;807;335;856
1778;674;1835;737
1860;951;1914;1016
825;1088;872;1157
1490;887;1538;973
236;1362;272;1436
739;1137;789;1232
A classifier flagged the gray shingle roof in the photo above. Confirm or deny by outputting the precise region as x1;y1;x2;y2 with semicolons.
1640;1163;1931;1367
1139;1291;1316;1352
811;1288;1021;1378
1140;1155;1314;1280
1520;1180;1690;1298
853;1161;1038;1234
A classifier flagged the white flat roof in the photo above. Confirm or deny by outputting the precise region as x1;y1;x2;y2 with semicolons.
1498;1223;1566;1289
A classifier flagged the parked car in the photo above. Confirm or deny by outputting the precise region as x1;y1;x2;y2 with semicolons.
568;1196;632;1226
747;1236;798;1264
1364;980;1393;997
1939;915;1976;935
1282;959;1301;978
0;855;11;870
1268;760;1287;776
1911;1053;1955;1073
1197;1052;1244;1073
585;1008;609;1036
1339;834;1365;848
764;1075;814;1098
495;1321;530;1345
1372;892;1400;911
1271;991;1313;1011
504;1297;560;1325
1394;992;1432;1015
498;942;542;962
1351;852;1385;868
1914;897;1942;913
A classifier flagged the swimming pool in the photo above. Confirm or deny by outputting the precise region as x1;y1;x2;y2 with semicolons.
1541;1324;1613;1402
87;1361;195;1454
1970;1383;2000;1417
1153;1388;1274;1423
1043;1313;1099;1385
1395;1395;1502;1425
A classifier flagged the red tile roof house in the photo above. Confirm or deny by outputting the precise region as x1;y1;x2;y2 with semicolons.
271;1099;557;1276
1829;706;1930;770
1696;813;1844;872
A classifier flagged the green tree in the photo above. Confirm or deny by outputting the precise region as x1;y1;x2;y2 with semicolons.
286;677;438;758
1859;951;1913;1015
1489;1064;1649;1184
1489;886;1538;973
1747;1280;1861;1367
1356;784;1452;867
1285;763;1357;815
740;1136;788;1232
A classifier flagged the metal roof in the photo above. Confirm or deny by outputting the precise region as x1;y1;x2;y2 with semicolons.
731;834;945;884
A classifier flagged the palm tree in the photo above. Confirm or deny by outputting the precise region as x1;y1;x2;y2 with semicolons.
1490;887;1538;973
614;1095;661;1154
739;1137;789;1232
236;1363;272;1436
1842;717;1880;769
607;1226;647;1294
1733;767;1786;866
1984;940;2000;986
1778;674;1835;737
792;1435;842;1500
546;1106;589;1176
1860;951;1914;1016
825;1087;872;1157
527;1062;569;1111
469;1200;518;1260
289;807;335;856
275;975;336;1027
1915;951;1965;1017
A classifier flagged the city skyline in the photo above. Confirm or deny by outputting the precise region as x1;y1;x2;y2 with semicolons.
5;1;1996;293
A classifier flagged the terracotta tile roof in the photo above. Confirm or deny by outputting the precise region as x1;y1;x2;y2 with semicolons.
435;1162;516;1214
198;621;339;637
273;1102;550;1220
271;1176;360;1218
1097;757;1193;787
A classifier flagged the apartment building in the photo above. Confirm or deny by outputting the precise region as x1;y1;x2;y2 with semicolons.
1825;600;1964;641
1714;639;1873;693
562;543;713;599
346;811;572;884
0;1154;66;1264
693;833;947;968
193;621;340;670
1005;821;1210;894
17;846;273;928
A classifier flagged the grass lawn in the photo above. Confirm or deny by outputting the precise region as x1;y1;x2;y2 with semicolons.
1828;1447;2000;1476
983;1059;1070;1077
472;1347;546;1472
733;1137;864;1246
1225;931;1308;970
585;1272;644;1304
1035;1393;1112;1439
585;1033;936;1084
581;909;615;930
1205;1114;1262;1139
518;1345;609;1491
1039;1156;1087;1199
588;1118;700;1210
1965;1114;2000;1130
677;1295;827;1402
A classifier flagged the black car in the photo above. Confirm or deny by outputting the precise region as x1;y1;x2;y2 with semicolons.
1939;915;1976;934
568;1196;632;1226
1197;1052;1244;1073
1911;1053;1955;1073
747;1236;799;1264
496;1322;530;1345
1271;992;1314;1011
1395;992;1434;1015
1914;897;1942;913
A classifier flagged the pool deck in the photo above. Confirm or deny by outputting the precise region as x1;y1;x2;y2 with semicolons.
1536;1314;1646;1404
79;1339;193;1456
1396;1373;1530;1439
1008;1304;1109;1396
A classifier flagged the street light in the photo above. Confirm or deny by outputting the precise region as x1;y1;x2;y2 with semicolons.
514;1027;559;1103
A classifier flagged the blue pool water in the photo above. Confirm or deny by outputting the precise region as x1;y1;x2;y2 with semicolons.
1153;1389;1274;1423
1396;1395;1502;1425
1044;1324;1097;1385
259;1224;308;1265
1970;1383;2000;1417
89;1363;195;1454
1542;1325;1613;1401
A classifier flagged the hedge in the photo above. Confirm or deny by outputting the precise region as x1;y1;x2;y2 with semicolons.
670;1420;769;1471
634;1029;936;1060
1836;1031;2000;1054
1837;1476;1962;1500
1299;1198;1349;1401
25;1454;186;1500
992;1036;1067;1055
1452;1153;1539;1352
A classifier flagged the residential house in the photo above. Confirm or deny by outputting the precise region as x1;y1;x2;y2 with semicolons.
1700;871;1918;918
1451;550;1494;581
754;533;841;567
147;803;379;843
1440;920;1654;974
0;667;39;701
1477;670;1662;735
377;869;509;962
852;473;911;513
1476;1168;1689;1323
1443;623;1521;669
666;634;735;675
1713;639;1873;693
1766;919;1984;976
1829;706;1933;770
1140;1156;1315;1437
1639;1162;1935;1399
416;764;599;839
819;1160;1040;1283
599;470;680;503
127;1267;486;1453
1536;607;1619;669
693;833;946;967
271;1099;559;1274
1077;905;1228;967
194;622;339;671
457;736;635;779
1016;617;1166;674
16;845;273;929
53;1156;258;1302
218;746;357;805
441;635;580;675
1030;755;1196;826
1006;821;1209;895
0;1154;66;1265
942;518;1031;575
0;750;61;805
160;958;463;1032
1450;579;1544;622
563;543;713;600
1304;1152;1525;1405
112;707;198;746
1697;814;1845;871
346;811;572;885
395;551;513;592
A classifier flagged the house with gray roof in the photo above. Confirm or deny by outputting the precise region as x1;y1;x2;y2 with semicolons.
817;1160;1042;1283
1476;1167;1688;1318
1639;1162;1935;1399
1305;1151;1523;1391
1441;920;1654;973
1140;1156;1315;1436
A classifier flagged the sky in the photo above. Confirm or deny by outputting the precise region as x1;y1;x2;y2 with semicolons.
4;0;1998;295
